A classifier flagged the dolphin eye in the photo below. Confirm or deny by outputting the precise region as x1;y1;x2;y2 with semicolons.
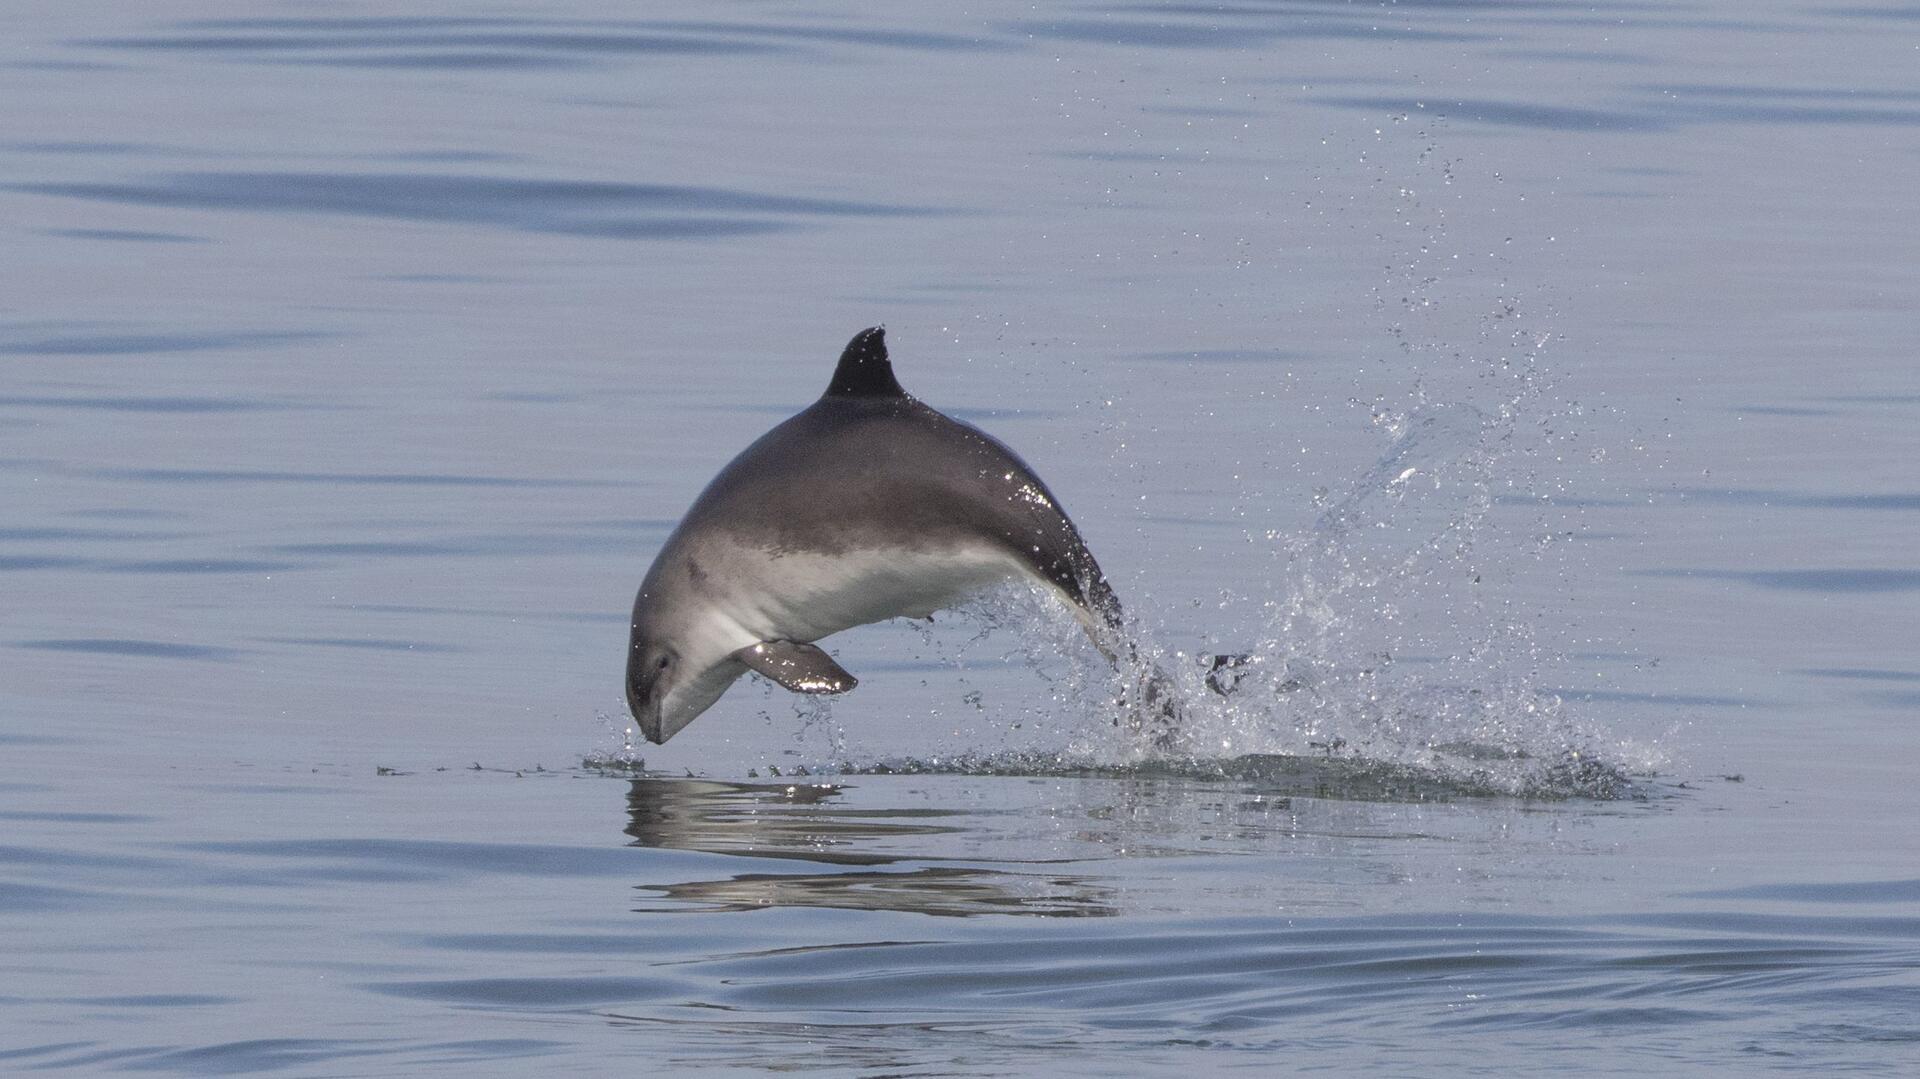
656;655;671;671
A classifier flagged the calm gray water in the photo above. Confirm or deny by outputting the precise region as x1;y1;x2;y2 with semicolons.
5;1;1918;1074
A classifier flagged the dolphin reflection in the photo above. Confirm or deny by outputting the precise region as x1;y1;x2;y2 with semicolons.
622;778;1114;918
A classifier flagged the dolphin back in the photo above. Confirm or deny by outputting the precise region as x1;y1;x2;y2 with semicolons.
667;336;1126;646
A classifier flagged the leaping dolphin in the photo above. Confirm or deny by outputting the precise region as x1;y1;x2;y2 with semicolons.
626;327;1162;745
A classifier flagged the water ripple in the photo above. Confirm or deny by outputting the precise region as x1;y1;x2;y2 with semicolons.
1316;96;1663;132
26;1037;563;1073
0;394;316;413
1637;568;1920;593
370;976;692;1007
43;228;207;244
257;636;463;654
78;27;790;70
7;172;945;240
1130;348;1318;365
1013;16;1486;47
0;330;329;357
15;639;243;661
265;528;667;559
0;556;89;571
1688;879;1920;904
100;559;305;574
184;838;666;879
550;913;1920;1053
73;14;1005;72
76;466;629;488
1799;667;1920;683
1679;487;1920;511
1320;86;1920;132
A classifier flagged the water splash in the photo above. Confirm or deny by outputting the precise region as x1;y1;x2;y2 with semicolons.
790;695;846;760
593;708;646;770
799;312;1648;800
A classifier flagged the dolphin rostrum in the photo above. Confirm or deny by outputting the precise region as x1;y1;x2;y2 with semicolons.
626;327;1164;745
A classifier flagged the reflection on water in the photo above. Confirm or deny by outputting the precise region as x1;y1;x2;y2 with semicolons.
625;778;926;866
637;865;1114;918
623;778;1114;917
614;771;1644;920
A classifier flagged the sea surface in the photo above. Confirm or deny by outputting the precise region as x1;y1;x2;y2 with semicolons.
4;1;1918;1074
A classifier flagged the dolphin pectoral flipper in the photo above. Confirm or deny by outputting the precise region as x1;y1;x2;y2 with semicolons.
735;641;858;695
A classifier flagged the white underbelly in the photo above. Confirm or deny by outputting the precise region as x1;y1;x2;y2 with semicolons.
724;541;1028;643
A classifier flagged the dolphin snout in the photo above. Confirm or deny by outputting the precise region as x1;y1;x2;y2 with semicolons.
633;705;667;745
626;676;667;745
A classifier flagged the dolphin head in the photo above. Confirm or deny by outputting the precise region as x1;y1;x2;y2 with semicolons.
624;620;675;744
626;589;748;745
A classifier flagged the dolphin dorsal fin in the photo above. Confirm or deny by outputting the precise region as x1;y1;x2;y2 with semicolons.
824;326;905;398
